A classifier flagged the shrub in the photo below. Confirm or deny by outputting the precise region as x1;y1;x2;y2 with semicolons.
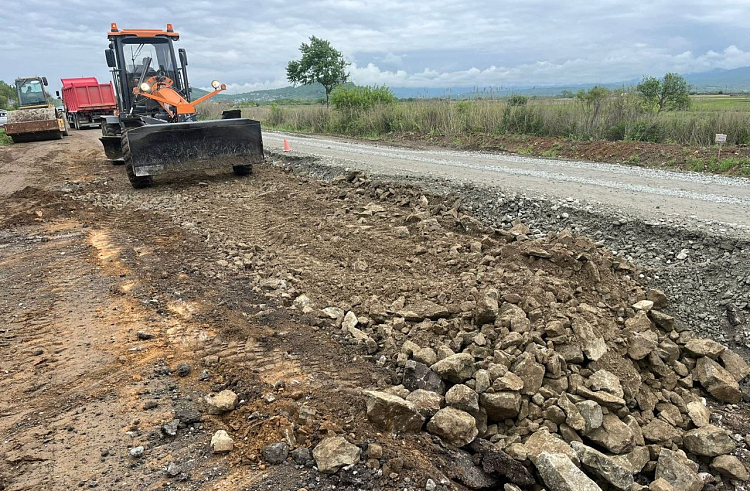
268;104;284;126
0;129;11;146
330;85;397;110
507;95;528;106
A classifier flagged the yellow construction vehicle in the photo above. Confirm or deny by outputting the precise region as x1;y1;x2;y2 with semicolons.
5;76;68;142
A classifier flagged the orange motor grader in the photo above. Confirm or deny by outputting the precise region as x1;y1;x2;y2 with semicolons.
99;23;263;188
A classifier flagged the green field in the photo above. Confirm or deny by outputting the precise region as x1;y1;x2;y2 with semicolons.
689;95;750;111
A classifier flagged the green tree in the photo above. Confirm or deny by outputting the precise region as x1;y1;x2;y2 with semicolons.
576;86;610;106
287;36;349;107
637;73;691;114
0;80;16;109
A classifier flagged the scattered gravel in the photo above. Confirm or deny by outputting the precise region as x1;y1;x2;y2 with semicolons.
276;152;750;354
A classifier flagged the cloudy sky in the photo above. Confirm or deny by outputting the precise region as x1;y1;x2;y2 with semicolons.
3;0;750;93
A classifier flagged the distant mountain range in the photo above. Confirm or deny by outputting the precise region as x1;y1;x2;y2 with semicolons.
192;66;750;102
191;83;326;102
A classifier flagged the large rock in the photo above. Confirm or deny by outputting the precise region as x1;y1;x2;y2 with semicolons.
263;442;289;464
322;306;345;319
511;353;545;396
211;430;234;453
406;389;443;418
711;455;750;481
576;386;626;409
445;384;479;414
313;436;361;474
558;393;585;432
427;407;478;447
650;478;675;491
441;449;499;489
525;428;579;466
694;357;742;403
474;294;499;325
683;425;735;457
613;446;651;473
402;300;450;321
572;441;634;490
686;401;711;428
403;360;446;393
576;400;603;432
683;339;725;359
588;370;624;399
498;303;531;333
571;319;607;361
719;349;750;382
627;330;658;360
480;392;521;421
655;449;703;491
493;372;525;391
431;353;475;384
364;390;425;433
534;452;602;491
642;418;682;444
632;299;654;312
342;311;358;331
584;413;634;454
474;369;491;393
204;390;238;414
647;289;668;308
414;347;438;366
469;439;535;487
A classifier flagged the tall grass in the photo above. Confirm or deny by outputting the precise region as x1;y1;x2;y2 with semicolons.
241;95;750;146
0;128;11;146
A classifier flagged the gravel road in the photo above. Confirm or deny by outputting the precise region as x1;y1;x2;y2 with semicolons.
265;131;750;350
265;132;750;234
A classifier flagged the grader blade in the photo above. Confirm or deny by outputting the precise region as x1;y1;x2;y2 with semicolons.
125;118;263;177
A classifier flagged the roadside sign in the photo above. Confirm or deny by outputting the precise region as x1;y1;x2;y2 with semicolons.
716;133;727;160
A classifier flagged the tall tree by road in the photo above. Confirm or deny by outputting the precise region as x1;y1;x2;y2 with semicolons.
637;73;691;114
287;36;349;108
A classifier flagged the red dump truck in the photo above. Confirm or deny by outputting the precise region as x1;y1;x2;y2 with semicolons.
59;77;117;129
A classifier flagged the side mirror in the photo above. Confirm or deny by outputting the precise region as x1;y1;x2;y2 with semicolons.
179;48;188;67
56;91;60;97
42;77;48;86
105;49;117;68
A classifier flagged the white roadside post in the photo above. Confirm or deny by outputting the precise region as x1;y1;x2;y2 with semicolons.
716;133;727;161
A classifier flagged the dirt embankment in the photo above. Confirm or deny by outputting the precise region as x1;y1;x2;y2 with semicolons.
1;131;749;491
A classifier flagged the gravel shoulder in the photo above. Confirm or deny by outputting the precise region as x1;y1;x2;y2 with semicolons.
264;131;750;236
266;131;750;349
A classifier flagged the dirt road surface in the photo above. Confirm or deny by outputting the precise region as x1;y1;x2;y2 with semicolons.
264;132;750;233
2;130;749;491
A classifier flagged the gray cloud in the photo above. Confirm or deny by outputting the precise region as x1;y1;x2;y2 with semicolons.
2;0;750;93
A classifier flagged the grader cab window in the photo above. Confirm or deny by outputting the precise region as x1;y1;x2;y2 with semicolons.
122;39;179;95
17;79;47;107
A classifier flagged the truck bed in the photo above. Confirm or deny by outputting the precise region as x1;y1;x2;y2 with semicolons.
61;77;117;113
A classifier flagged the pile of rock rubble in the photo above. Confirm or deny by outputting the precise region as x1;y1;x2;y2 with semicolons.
313;223;750;490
